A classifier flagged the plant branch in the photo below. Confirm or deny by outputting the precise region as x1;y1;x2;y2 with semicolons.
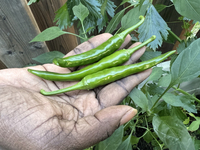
168;30;182;43
150;85;172;111
172;86;200;103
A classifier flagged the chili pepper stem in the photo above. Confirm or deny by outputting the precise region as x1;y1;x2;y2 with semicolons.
118;15;145;38
40;81;86;96
128;35;156;55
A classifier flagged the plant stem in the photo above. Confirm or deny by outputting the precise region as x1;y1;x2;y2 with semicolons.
172;86;200;103
64;31;86;40
168;30;182;43
150;86;171;111
81;21;87;39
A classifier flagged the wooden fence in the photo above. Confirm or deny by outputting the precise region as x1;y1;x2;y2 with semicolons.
0;0;185;69
0;0;78;69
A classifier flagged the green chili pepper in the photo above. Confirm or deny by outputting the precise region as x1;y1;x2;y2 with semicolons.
41;50;176;96
53;16;145;68
28;35;156;81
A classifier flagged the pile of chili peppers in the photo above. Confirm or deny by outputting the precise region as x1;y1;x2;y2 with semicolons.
28;16;176;96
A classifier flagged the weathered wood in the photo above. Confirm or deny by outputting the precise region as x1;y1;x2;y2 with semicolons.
0;0;49;68
28;0;78;54
0;59;7;69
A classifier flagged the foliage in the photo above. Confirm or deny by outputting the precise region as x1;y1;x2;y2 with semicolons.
28;0;200;149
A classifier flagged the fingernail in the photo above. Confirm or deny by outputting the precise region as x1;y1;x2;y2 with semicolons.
120;108;138;125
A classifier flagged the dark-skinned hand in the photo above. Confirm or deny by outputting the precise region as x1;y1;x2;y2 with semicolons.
0;33;152;150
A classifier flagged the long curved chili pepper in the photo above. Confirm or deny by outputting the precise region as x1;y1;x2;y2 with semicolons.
52;16;145;68
41;50;176;96
28;35;156;81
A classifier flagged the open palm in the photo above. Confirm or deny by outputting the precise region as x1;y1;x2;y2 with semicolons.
0;33;151;150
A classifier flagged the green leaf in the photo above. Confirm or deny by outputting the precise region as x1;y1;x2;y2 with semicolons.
129;88;148;113
32;51;65;64
163;93;197;113
99;0;116;17
158;74;171;87
170;38;200;86
120;0;139;6
27;0;39;5
140;51;162;61
143;130;154;143
139;0;145;10
100;0;108;16
148;67;163;81
73;3;89;23
138;4;170;50
148;94;159;110
153;115;195;150
147;83;164;96
188;120;200;132
116;134;132;150
171;107;188;122
105;9;125;33
81;0;101;18
177;38;196;54
96;126;123;150
173;0;200;22
121;4;148;31
53;3;71;30
154;4;167;13
30;26;84;42
130;136;140;145
30;27;66;42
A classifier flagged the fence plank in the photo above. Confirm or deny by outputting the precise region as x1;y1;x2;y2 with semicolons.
29;0;78;54
0;0;49;68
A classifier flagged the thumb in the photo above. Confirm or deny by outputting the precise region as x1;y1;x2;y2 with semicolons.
71;105;137;150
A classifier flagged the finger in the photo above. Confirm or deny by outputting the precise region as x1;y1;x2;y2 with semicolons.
97;69;152;108
64;105;137;150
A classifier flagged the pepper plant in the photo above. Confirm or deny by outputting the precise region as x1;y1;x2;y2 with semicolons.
28;0;200;149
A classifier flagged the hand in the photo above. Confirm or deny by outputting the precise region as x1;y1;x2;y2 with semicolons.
0;33;151;150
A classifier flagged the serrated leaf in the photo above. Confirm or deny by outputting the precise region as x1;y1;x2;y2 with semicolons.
138;4;170;50
173;0;200;22
81;0;101;18
54;3;71;30
30;27;69;42
140;51;162;61
73;3;89;23
121;4;148;31
32;51;65;64
188;120;200;132
163;93;197;113
153;115;195;150
100;0;108;16
158;74;171;87
170;38;200;86
27;0;39;5
148;67;163;81
96;126;123;150
99;0;116;17
105;9;125;33
129;88;148;113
